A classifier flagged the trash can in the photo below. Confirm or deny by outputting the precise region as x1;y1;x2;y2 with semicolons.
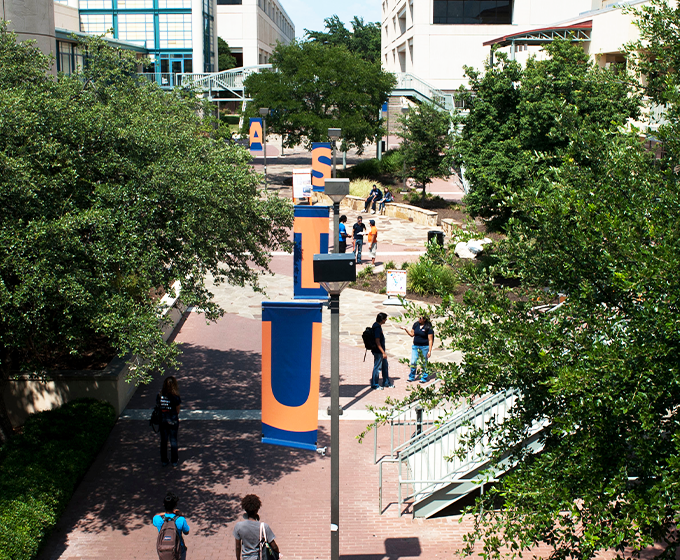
428;230;445;245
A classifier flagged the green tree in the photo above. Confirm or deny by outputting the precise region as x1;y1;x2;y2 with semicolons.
305;15;381;64
397;102;454;198
378;12;680;560
242;40;395;153
218;37;237;71
456;40;640;232
0;27;292;442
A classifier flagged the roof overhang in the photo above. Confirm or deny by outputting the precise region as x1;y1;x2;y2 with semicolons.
483;20;592;48
55;28;150;53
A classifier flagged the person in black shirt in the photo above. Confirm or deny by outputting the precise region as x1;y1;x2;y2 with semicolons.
352;216;366;264
157;375;182;466
371;312;394;389
363;184;382;214
401;316;435;383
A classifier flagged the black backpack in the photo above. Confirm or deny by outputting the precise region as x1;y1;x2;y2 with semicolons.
362;326;377;361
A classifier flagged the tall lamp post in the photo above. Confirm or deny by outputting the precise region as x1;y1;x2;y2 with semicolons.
328;128;341;179
401;106;410;192
313;253;356;560
325;178;349;254
259;107;270;189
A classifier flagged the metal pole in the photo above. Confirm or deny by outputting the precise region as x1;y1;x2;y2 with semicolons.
263;117;268;189
342;151;346;170
333;201;340;254
332;140;337;179
330;292;340;560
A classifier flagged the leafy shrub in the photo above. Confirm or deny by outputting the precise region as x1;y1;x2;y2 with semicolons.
384;260;396;270
400;261;411;270
339;149;402;181
0;399;116;560
356;264;374;279
407;259;458;296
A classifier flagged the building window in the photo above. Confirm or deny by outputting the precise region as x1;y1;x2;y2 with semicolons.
118;13;155;47
216;0;242;4
117;0;153;7
80;14;113;35
79;0;112;8
159;13;192;49
158;0;191;7
57;41;84;74
433;0;513;24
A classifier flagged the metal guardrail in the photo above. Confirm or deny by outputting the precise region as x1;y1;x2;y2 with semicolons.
393;72;457;112
378;388;523;515
373;379;444;464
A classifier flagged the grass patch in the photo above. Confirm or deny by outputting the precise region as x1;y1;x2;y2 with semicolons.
0;399;116;560
350;179;385;199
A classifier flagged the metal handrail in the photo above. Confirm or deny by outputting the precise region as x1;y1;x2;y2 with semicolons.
373;379;444;464
179;64;273;92
378;388;525;515
393;72;456;111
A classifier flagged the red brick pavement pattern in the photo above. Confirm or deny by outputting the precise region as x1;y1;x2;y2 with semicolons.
38;312;560;560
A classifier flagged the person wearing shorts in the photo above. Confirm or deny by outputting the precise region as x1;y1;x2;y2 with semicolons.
367;219;378;265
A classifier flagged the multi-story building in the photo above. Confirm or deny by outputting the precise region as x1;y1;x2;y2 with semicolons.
63;0;218;78
215;0;294;68
382;0;610;92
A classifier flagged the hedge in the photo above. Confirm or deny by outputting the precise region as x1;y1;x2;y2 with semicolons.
0;399;116;560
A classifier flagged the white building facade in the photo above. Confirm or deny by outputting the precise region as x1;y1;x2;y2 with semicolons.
215;0;294;68
382;0;612;92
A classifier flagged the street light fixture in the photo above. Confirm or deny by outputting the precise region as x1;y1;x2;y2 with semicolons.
401;106;410;192
313;253;356;560
328;127;341;179
324;178;349;254
259;107;270;189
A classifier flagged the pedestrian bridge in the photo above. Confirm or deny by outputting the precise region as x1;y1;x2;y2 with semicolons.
139;65;459;112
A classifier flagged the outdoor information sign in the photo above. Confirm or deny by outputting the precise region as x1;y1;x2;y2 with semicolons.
311;142;331;192
249;118;263;152
293;168;312;200
386;269;407;296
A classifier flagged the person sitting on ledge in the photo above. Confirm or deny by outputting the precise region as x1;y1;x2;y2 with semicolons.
363;184;382;214
378;188;394;214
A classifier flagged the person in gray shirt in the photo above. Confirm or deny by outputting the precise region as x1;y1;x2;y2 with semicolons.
233;494;279;560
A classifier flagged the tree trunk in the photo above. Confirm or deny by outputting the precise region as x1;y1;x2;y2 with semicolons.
0;355;15;444
0;378;14;444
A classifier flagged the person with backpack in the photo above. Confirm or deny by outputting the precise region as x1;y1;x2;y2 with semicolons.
370;312;394;390
153;491;190;560
401;315;435;383
158;375;182;467
234;494;280;560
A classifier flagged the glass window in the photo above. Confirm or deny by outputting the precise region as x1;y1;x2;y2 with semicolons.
117;0;153;7
79;0;112;8
433;0;513;24
118;13;155;48
80;14;113;35
216;0;241;4
159;13;192;49
158;0;191;7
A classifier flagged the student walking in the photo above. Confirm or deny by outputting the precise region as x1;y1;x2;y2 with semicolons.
370;312;394;390
352;215;366;263
402;315;435;383
153;491;190;560
158;376;182;467
234;494;280;560
338;214;349;253
367;219;378;265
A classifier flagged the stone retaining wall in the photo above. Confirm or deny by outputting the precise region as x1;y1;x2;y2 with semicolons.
3;282;186;425
315;193;439;227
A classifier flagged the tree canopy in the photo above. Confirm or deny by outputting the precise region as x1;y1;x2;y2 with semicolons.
0;26;292;442
242;39;396;153
218;37;237;71
385;6;680;559
456;40;640;232
304;15;381;64
397;102;454;197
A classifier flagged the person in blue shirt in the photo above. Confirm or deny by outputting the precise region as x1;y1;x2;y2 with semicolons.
363;184;382;214
153;491;190;559
338;214;349;253
378;188;394;214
